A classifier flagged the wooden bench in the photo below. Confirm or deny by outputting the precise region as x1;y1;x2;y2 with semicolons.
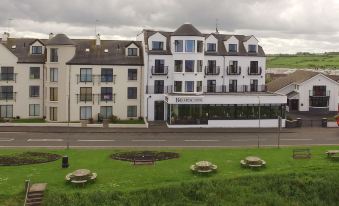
293;149;311;159
133;155;155;165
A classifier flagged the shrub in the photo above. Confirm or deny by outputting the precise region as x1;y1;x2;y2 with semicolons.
88;118;94;124
110;115;118;123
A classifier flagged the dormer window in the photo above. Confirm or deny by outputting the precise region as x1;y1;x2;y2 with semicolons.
248;45;257;53
152;41;163;50
128;48;137;56
207;43;216;52
32;46;42;54
228;44;237;52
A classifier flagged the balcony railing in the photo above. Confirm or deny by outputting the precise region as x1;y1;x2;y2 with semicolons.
146;85;172;94
248;67;262;75
77;74;94;84
0;92;16;101
99;75;116;84
77;74;116;84
0;73;17;82
204;66;220;75
309;90;330;97
76;93;116;104
250;85;267;92
151;66;168;75
226;66;241;75
76;94;94;103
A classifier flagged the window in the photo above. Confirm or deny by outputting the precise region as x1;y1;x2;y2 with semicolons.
152;41;164;50
196;81;202;92
0;86;13;100
128;69;137;80
174;60;183;72
250;61;259;74
128;48;137;56
29;86;40;97
50;87;58;101
80;87;92;102
30;67;40;79
154;80;164;94
312;86;327;96
101;68;113;82
185;81;194;92
207;80;216;92
197;60;203;72
228;44;237;52
100;106;113;119
229;80;237;92
248;45;257;53
174;40;183;52
49;107;57;121
207;43;216;52
101;87;112;101
154;59;165;73
174;81;182;92
197;40;203;53
80;68;92;82
250;79;258;92
1;67;14;81
50;48;58;62
229;61;238;74
32;46;42;54
50;68;58;82
207;60;217;74
0;105;13;118
127;87;137;99
127;106;137;117
185;60;194;72
29;104;40;116
80;106;92;120
185;40;195;52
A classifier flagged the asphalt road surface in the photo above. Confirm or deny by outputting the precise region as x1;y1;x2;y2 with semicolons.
0;127;337;148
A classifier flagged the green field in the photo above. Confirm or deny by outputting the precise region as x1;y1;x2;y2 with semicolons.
1;147;339;205
267;54;339;69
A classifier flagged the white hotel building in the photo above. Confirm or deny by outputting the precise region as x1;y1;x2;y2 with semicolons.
0;32;144;122
137;23;287;128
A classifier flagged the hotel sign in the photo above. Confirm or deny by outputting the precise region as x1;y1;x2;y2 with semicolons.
175;97;203;103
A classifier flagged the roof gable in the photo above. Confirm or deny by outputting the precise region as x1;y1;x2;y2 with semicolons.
172;23;203;36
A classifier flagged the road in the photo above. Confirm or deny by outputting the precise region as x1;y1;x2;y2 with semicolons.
0;127;338;148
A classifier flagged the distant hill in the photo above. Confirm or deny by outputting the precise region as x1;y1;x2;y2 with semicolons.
266;53;339;69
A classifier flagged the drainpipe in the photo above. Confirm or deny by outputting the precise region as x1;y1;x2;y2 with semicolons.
222;56;225;87
258;95;261;128
42;63;45;118
139;65;142;118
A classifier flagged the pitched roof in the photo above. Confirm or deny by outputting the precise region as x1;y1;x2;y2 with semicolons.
46;34;75;46
267;70;339;92
66;39;143;65
1;38;46;63
172;23;203;37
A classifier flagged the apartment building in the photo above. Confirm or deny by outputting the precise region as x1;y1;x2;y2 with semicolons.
137;23;287;128
0;32;144;122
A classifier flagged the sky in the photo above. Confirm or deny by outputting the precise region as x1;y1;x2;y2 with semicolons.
0;0;338;54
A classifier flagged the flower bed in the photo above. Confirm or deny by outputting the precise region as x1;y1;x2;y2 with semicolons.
111;151;179;162
0;152;61;166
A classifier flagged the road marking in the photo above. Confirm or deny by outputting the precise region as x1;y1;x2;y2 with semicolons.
184;140;219;142
131;139;167;142
27;139;64;142
0;132;27;134
0;138;14;141
281;138;312;141
77;139;115;142
231;139;258;142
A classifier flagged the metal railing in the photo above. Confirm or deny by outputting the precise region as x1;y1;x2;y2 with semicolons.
0;73;17;82
76;93;116;104
151;66;168;75
204;66;220;75
248;67;262;75
309;90;330;97
0;92;16;101
23;180;31;206
226;66;241;75
77;75;116;84
76;94;94;103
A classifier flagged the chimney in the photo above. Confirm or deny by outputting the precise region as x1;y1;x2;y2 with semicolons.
49;33;54;39
2;32;9;42
96;33;101;46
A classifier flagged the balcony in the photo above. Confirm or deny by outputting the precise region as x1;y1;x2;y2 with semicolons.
204;66;220;75
98;93;116;103
203;85;226;93
227;66;241;75
99;75;116;84
309;90;330;97
76;94;94;103
0;73;17;82
250;85;267;92
151;66;168;75
248;67;262;75
0;92;16;101
77;74;94;84
146;85;172;94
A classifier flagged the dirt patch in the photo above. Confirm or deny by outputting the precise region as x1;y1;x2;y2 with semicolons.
111;151;179;162
0;152;61;166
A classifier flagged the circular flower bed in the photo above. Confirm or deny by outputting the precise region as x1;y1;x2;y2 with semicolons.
0;152;61;166
190;161;217;174
111;151;179;162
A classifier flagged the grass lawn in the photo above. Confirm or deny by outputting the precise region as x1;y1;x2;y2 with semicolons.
10;118;46;123
0;146;339;205
113;119;145;124
267;54;339;69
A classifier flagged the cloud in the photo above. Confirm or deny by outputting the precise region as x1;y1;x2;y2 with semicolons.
1;0;338;53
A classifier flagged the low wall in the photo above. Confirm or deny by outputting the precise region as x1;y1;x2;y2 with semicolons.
327;122;339;128
0;122;147;128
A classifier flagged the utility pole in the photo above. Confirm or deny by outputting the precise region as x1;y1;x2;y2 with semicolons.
278;116;282;149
